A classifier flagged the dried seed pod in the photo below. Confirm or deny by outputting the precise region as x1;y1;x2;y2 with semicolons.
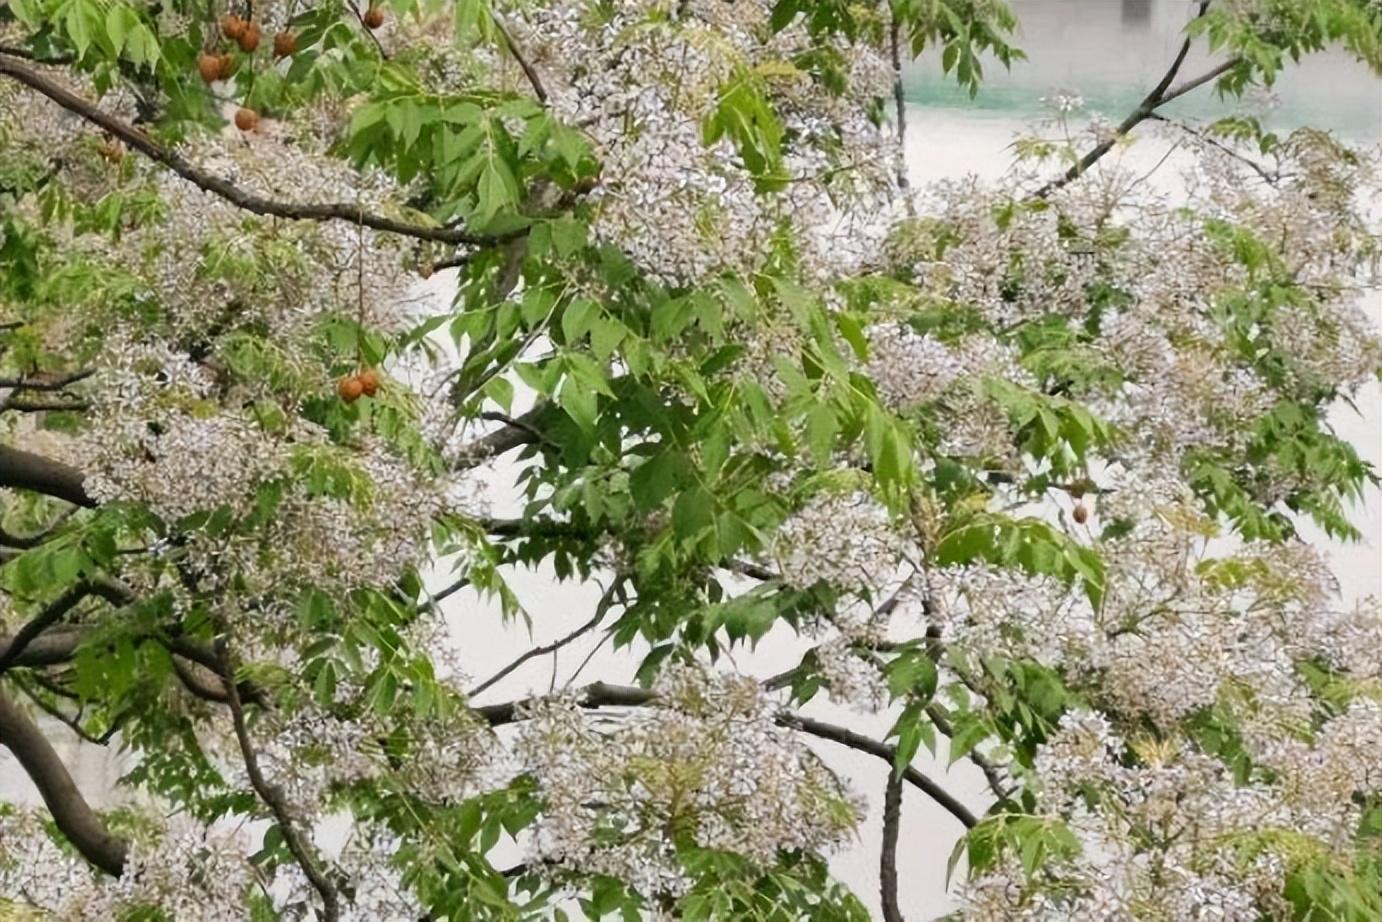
198;52;222;83
216;53;238;80
357;368;380;397
237;22;261;52
1072;503;1089;525
363;6;385;29
234;107;259;132
272;30;297;58
220;13;247;40
337;376;364;403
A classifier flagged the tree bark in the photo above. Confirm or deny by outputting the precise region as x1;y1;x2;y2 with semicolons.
0;445;94;507
0;688;129;875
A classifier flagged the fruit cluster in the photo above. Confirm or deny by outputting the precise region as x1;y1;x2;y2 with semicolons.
337;368;381;403
197;11;306;133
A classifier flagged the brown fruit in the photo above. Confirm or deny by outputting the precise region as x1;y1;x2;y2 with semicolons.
220;13;247;40
234;107;259;132
357;368;380;396
216;53;237;80
362;6;385;29
337;376;364;403
272;29;297;58
198;51;222;83
1072;503;1089;525
237;22;261;52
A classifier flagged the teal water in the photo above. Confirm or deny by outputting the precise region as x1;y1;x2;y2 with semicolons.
903;0;1381;142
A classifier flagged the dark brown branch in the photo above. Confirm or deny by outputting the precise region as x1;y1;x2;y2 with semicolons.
0;445;95;506
0;580;127;675
0;54;503;247
489;10;548;104
778;713;978;829
0;369;94;391
1146;112;1281;183
1033;1;1237;198
1;397;91;413
217;639;342;922
12;674;115;746
478;682;979;828
417;576;471;614
476;680;655;725
925;704;1011;801
0;687;129;875
453;408;547;469
879;771;907;922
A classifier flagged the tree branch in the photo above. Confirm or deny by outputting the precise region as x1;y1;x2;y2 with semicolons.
0;445;95;507
489;10;548;104
0;580;127;675
478;681;980;829
778;712;978;829
0;54;503;247
879;771;907;922
1033;1;1237;198
0;369;94;391
0;627;85;667
467;578;623;698
217;638;342;921
0;686;129;875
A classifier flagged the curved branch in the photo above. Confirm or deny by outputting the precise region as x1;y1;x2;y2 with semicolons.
0;687;129;875
0;627;85;667
477;681;980;829
1033;1;1238;198
0;54;503;247
0;445;95;507
217;639;342;921
775;713;978;829
879;771;907;922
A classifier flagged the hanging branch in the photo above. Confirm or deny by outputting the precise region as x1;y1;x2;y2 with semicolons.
0;54;508;246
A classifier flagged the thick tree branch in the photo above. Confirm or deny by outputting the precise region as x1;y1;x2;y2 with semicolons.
453;408;547;469
0;369;94;391
0;627;85;667
879;771;907;922
1033;1;1238;198
0;687;129;875
0;54;502;247
217;639;342;921
0;445;95;507
0;580;128;675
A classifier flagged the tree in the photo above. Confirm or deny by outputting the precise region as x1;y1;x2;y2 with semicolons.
0;0;1379;917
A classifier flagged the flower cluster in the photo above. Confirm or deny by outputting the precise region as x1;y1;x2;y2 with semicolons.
515;665;861;897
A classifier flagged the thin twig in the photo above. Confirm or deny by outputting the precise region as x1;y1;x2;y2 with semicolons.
1146;113;1281;183
489;10;548;104
467;578;623;698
